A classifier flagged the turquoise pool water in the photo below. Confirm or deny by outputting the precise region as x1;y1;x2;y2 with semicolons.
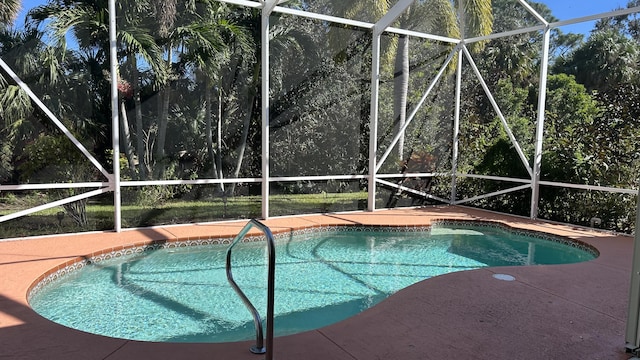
29;224;596;343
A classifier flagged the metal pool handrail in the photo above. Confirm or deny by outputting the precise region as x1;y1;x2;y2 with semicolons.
225;219;275;359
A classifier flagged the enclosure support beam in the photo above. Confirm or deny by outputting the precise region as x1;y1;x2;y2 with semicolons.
377;179;449;204
451;48;463;204
0;64;110;180
108;0;122;232
530;24;551;219
375;45;458;174
0;188;110;224
367;33;381;211
367;0;414;211
465;7;640;45
626;189;640;353
454;184;532;205
261;0;278;219
375;0;414;32
518;0;547;23
462;46;533;178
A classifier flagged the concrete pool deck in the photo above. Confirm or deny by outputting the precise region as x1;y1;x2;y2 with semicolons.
0;206;635;359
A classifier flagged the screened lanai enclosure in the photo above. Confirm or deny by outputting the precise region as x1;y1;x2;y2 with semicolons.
1;0;640;238
5;0;640;354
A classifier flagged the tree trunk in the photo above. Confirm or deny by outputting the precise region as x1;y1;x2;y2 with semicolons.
156;86;170;172
205;77;217;179
228;62;259;195
393;34;409;161
216;81;225;192
132;56;147;179
119;101;136;174
228;94;254;195
155;48;172;178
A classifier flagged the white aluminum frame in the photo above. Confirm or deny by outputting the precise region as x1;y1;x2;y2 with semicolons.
462;45;533;178
108;0;121;231
4;0;640;352
627;190;640;354
450;40;464;204
0;0;638;230
261;0;279;219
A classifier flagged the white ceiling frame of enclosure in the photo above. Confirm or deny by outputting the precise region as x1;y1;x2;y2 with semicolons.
367;0;541;212
2;0;640;232
457;3;640;218
5;0;640;354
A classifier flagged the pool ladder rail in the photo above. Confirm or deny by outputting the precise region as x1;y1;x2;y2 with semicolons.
226;219;276;360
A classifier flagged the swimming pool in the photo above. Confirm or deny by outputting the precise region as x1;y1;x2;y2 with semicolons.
28;222;596;343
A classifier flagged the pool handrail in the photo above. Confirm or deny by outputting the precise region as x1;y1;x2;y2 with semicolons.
225;219;275;359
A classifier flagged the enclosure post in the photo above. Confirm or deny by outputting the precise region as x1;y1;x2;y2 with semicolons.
108;0;121;232
367;0;414;211
261;0;277;219
625;189;640;353
450;48;463;204
367;33;381;212
530;25;551;219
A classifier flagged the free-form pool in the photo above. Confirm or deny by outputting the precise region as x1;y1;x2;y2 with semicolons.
29;223;596;343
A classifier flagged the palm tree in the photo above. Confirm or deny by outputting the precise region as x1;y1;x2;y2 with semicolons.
0;0;29;138
149;0;251;181
179;3;251;190
333;0;492;162
152;0;177;38
0;0;20;26
118;0;167;179
0;24;96;226
0;27;48;183
29;0;170;177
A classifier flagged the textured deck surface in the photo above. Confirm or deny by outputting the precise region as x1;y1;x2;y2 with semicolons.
0;206;635;360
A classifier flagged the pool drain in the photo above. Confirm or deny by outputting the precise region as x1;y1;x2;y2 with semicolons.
492;273;516;281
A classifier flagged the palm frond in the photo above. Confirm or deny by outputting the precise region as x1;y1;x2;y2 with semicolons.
118;26;166;83
460;0;494;52
0;84;32;125
0;0;20;26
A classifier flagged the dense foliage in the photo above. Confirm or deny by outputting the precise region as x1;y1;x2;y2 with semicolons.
1;0;640;235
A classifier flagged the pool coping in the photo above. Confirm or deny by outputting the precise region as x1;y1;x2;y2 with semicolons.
0;205;635;360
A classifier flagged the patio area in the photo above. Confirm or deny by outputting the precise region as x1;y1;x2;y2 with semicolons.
0;206;635;360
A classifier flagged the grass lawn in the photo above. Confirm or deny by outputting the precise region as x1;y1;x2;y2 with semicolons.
0;192;368;239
